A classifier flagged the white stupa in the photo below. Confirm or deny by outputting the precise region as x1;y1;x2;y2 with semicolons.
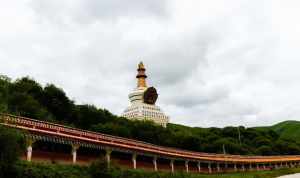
121;62;169;127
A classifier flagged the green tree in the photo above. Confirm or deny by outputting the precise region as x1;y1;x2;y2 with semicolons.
0;75;10;112
257;145;275;155
12;77;43;101
74;105;110;129
0;126;24;177
8;92;51;120
42;84;75;123
89;159;122;178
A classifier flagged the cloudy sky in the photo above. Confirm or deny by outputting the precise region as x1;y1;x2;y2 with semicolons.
1;0;300;127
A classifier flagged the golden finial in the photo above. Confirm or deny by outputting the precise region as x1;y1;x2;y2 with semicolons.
138;62;145;70
136;61;147;88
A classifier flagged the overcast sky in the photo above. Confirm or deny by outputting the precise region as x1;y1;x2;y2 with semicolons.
1;0;300;127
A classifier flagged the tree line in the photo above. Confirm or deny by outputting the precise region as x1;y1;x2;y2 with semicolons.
0;75;300;156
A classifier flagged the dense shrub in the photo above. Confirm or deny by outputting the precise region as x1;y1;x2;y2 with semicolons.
0;126;24;177
16;162;90;178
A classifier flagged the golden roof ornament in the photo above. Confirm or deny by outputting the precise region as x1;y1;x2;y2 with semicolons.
136;61;147;88
138;62;145;70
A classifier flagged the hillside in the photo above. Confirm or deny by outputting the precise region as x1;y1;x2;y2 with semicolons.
255;121;300;142
1;75;300;156
270;120;300;142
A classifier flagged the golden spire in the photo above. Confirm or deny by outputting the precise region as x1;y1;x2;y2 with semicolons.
138;62;145;70
136;62;147;88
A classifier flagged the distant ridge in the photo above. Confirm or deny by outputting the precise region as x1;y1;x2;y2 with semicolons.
269;120;300;142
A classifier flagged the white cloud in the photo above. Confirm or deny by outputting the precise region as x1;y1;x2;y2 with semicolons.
1;0;300;127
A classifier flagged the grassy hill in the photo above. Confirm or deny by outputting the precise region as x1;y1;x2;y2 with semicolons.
269;120;300;142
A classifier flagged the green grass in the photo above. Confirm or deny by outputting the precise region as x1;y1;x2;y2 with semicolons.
16;161;91;178
132;168;300;178
255;120;300;143
270;120;300;142
16;161;300;178
188;169;300;178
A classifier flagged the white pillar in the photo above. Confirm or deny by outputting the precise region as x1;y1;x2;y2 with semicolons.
132;153;137;169
26;139;34;162
208;162;212;174
153;157;158;171
185;160;189;173
170;160;174;173
217;163;220;172
27;145;33;162
263;164;266;170
242;164;245;172
234;163;237;172
249;163;252;171
72;145;79;164
72;149;77;164
197;161;201;172
105;149;112;168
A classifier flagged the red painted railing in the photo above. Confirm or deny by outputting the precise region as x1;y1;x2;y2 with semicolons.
1;113;300;163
